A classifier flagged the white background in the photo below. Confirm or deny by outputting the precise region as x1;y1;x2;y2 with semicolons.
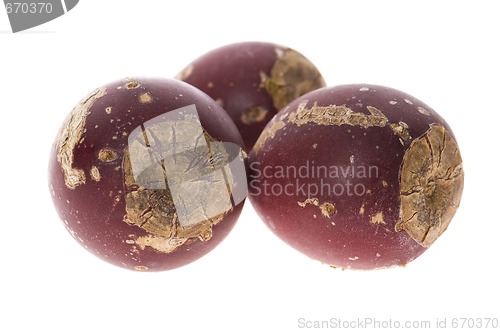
1;1;498;331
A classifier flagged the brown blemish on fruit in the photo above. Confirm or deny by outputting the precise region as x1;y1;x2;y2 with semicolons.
126;81;140;89
382;180;388;187
298;198;335;218
57;87;107;189
320;202;336;218
262;48;325;110
90;166;101;182
396;124;464;247
297;197;319;207
139;92;153;104
122;114;235;254
390;121;412;144
98;148;118;162
370;211;386;224
241;106;268;124
175;65;193;81
253;120;286;153
289;101;388;128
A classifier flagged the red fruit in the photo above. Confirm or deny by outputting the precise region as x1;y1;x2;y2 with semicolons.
177;42;326;152
49;77;247;271
249;84;464;269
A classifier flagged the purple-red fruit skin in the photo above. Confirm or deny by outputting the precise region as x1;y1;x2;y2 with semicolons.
178;42;326;152
249;84;464;269
49;77;247;271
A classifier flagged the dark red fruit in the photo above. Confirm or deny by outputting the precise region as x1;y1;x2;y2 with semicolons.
49;77;247;271
177;42;326;152
249;84;464;269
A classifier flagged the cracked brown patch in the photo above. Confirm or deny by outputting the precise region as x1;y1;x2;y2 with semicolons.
123;114;235;254
289;102;388;128
57;87;107;189
298;198;336;219
396;124;464;247
98;148;118;162
320;202;336;218
390;121;412;144
262;48;325;110
241;106;268;124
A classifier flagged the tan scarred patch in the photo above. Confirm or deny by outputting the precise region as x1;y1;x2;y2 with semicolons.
123;114;237;254
320;202;336;218
396;124;464;247
370;211;386;225
241;106;268;124
98;148;118;162
139;92;153;104
390;121;412;144
90;166;101;182
252;119;286;153
298;198;336;219
289;101;389;128
56;87;107;189
262;48;326;111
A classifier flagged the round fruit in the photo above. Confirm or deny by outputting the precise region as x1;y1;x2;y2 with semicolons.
248;84;464;269
177;41;326;152
49;77;247;271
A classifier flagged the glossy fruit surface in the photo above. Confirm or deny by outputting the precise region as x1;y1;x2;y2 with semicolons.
249;84;464;269
177;41;326;152
49;77;247;271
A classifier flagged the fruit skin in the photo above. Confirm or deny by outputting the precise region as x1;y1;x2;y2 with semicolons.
248;84;464;269
177;41;326;152
49;77;247;271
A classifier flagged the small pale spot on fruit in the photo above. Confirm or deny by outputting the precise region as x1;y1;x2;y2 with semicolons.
382;180;388;187
105;107;112;114
207;82;214;88
135;266;149;271
370;211;386;225
90;166;101;182
359;204;365;215
404;98;413;105
359;87;369;92
389;100;397;105
418;106;430;115
348;256;359;261
312;143;318;149
349;155;355;164
139;92;153;104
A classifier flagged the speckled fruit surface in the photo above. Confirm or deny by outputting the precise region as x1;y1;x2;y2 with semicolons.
177;41;326;152
249;84;464;269
49;77;247;271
